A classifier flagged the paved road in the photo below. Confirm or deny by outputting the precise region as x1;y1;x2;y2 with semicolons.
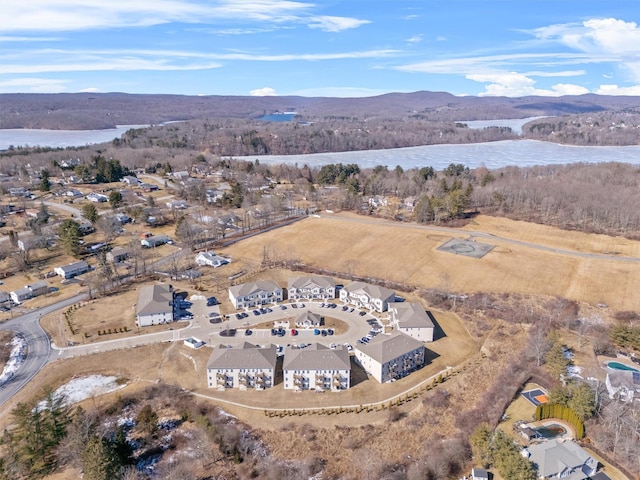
314;214;640;263
0;293;88;408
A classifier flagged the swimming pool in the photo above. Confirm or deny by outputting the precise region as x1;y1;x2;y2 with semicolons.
533;423;567;439
606;361;640;373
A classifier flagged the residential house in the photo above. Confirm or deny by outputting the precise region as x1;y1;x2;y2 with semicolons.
139;183;159;191
368;195;388;208
121;175;140;186
77;220;95;235
10;287;33;304
207;342;277;390
166;199;188;210
471;468;489;480
283;343;350;391
205;188;224;204
171;171;190;180
115;213;132;224
388;302;436;342
54;260;90;279
228;280;283;309
525;439;597;479
60;158;81;169
27;281;48;297
355;331;426;383
135;284;174;327
339;281;395;313
195;251;230;268
0;291;11;305
605;370;640;402
106;247;130;264
86;192;108;203
141;235;172;248
294;311;323;328
64;189;83;198
287;275;336;301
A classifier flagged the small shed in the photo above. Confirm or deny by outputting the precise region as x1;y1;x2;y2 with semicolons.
471;468;489;480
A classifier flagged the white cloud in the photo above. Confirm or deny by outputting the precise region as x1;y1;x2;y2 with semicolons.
250;87;277;96
406;35;422;44
466;72;589;97
0;77;68;93
595;84;640;96
307;16;370;32
435;36;447;42
79;87;101;93
0;0;369;34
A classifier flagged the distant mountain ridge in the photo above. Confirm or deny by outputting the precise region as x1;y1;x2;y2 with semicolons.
1;91;639;130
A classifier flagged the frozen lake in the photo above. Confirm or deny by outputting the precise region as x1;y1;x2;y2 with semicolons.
237;140;640;170
1;122;638;170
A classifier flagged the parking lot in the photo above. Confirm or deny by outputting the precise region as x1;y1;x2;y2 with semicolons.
181;298;383;352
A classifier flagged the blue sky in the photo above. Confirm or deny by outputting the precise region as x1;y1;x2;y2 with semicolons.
1;0;639;97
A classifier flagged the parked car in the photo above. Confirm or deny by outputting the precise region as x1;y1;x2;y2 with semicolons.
327;328;334;335
207;297;218;306
342;305;349;311
244;329;252;336
313;328;320;335
291;303;298;308
209;312;220;318
321;330;327;337
271;328;278;336
280;305;287;310
253;310;260;315
344;343;353;351
291;329;298;336
359;311;367;316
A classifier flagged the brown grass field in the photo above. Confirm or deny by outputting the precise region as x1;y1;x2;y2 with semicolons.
2;212;638;478
217;212;640;311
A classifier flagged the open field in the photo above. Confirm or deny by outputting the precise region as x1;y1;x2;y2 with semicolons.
217;212;640;311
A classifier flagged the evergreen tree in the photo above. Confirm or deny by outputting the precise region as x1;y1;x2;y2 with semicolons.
470;422;492;468
109;191;123;210
39;169;51;192
82;203;99;224
81;435;122;480
58;219;83;257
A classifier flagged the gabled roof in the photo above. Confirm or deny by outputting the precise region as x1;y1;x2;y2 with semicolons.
527;439;593;478
136;284;173;316
229;280;281;298
356;331;424;364
343;281;394;300
295;311;322;324
27;280;48;290
56;260;89;273
207;342;277;370
288;275;335;290
390;302;435;329
283;343;350;371
607;370;640;389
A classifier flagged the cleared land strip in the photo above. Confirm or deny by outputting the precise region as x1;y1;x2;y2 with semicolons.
316;214;640;263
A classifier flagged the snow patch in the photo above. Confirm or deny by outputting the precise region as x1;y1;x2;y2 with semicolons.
0;335;27;386
47;375;127;406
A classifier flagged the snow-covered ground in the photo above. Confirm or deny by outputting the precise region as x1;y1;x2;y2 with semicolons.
0;335;27;386
50;375;127;405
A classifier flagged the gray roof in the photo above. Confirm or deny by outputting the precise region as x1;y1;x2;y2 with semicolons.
11;287;32;297
607;370;640;389
57;260;89;273
283;343;350;371
343;281;394;300
390;302;435;329
288;275;335;290
108;246;130;257
295;311;322;324
136;284;173;317
527;440;592;478
207;342;277;370
229;280;281;298
0;291;10;303
356;331;424;364
27;280;48;290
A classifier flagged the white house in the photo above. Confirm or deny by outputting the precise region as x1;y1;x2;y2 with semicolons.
525;439;597;479
207;342;277;390
605;370;640;402
166;199;188;209
471;468;489;480
339;281;395;313
135;284;175;327
195;251;230;268
228;280;283;309
86;192;108;203
355;331;426;383
27;281;48;297
10;287;33;304
294;311;323;328
388;302;436;342
287;275;336;301
283;343;350;391
54;260;89;279
121;175;140;186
